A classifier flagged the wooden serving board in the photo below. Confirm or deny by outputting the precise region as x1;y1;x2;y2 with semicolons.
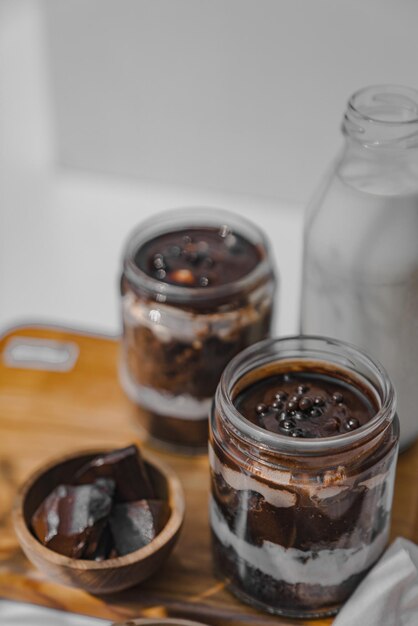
0;325;418;626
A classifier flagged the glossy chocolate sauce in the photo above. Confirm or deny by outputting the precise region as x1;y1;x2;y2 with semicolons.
134;226;261;288
235;370;377;438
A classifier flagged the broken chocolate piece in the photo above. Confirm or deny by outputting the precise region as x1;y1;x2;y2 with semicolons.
32;479;114;558
74;445;154;502
109;499;170;556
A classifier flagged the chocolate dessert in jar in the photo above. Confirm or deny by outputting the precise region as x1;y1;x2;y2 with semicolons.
210;336;399;618
120;208;277;453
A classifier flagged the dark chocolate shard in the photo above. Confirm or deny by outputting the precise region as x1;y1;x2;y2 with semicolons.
31;479;114;558
109;499;170;556
74;445;155;502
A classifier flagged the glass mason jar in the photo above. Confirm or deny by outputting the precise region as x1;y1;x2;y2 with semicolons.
119;208;277;454
301;84;418;450
209;336;399;618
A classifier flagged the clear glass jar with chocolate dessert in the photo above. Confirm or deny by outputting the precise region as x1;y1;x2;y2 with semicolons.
210;336;399;618
119;208;277;454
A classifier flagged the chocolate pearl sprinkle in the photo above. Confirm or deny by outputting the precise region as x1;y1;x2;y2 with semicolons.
275;391;288;402
199;276;209;287
256;403;267;415
345;417;360;430
153;254;165;270
299;396;313;411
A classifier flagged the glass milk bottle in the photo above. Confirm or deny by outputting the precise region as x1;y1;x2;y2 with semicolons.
301;85;418;450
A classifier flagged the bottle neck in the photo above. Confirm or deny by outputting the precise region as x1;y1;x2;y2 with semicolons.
342;84;418;149
338;86;418;195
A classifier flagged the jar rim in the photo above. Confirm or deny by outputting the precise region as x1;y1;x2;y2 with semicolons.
122;207;275;305
216;335;397;455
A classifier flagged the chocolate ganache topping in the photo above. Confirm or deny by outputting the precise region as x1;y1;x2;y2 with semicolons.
235;369;378;438
134;226;261;288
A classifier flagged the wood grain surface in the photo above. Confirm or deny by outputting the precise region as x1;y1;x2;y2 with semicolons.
0;325;417;626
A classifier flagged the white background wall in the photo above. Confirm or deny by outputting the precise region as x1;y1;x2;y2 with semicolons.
45;0;418;204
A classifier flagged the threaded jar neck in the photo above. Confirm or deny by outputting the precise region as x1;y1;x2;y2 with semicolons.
122;207;276;309
214;335;397;458
342;85;418;148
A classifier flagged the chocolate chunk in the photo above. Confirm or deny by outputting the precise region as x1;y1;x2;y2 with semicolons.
110;500;170;556
255;403;267;415
74;445;154;502
31;479;114;558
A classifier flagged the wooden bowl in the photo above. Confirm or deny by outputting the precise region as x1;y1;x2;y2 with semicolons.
13;448;185;594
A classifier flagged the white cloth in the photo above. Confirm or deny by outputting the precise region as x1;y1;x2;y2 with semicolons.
334;538;418;626
0;600;110;626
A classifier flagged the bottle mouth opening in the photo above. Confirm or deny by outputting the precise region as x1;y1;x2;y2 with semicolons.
349;85;418;125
